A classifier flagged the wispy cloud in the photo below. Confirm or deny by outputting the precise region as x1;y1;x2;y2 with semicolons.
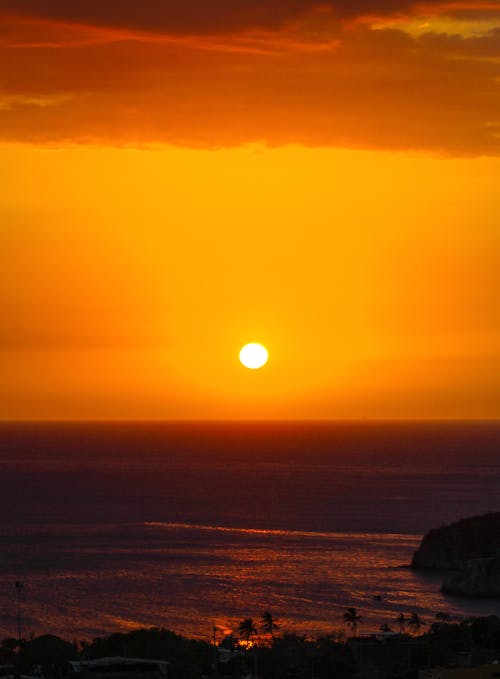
0;2;499;153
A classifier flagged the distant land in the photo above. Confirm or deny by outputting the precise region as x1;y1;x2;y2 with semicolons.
412;513;500;596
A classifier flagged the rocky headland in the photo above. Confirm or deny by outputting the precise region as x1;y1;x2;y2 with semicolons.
441;557;500;596
411;512;500;596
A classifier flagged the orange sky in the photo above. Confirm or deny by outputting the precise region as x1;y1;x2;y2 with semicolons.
1;1;499;419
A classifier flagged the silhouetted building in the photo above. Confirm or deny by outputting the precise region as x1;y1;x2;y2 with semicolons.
70;657;168;679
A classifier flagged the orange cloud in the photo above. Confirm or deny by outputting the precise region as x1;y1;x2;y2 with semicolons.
0;4;499;153
0;2;446;33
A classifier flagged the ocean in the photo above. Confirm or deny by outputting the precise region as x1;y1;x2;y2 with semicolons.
1;421;499;642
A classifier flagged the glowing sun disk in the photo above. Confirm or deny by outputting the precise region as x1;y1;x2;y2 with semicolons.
239;343;268;370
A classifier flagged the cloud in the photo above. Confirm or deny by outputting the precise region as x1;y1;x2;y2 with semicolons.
0;93;72;110
0;4;499;153
2;0;492;34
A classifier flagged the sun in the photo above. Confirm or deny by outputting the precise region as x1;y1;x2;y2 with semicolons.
239;343;269;370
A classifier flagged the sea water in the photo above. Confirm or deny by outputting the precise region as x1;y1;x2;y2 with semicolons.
1;421;499;641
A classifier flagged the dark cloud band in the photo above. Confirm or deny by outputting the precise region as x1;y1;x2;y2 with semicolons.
0;0;440;34
1;1;500;154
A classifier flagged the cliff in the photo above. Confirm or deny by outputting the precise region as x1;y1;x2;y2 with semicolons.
411;513;500;570
441;557;500;597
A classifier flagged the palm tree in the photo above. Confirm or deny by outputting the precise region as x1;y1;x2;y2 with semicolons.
395;613;406;635
237;618;259;679
407;612;426;636
237;618;258;644
260;612;280;641
15;582;23;642
343;608;363;637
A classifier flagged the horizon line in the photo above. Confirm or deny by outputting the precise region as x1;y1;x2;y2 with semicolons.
0;417;499;424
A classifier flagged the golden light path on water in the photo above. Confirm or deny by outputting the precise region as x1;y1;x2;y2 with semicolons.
5;523;494;642
144;521;419;542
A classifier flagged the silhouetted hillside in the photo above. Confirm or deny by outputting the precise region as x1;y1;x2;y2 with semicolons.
412;513;500;570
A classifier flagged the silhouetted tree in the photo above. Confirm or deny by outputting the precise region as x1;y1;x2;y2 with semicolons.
1;638;19;651
469;616;500;648
237;618;258;644
17;634;77;675
0;638;18;664
395;613;406;634
260;611;280;641
318;629;345;643
314;635;356;678
219;634;238;651
379;624;393;633
408;613;426;636
343;608;363;637
86;627;212;679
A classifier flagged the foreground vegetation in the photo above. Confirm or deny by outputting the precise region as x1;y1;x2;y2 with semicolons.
2;613;500;679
